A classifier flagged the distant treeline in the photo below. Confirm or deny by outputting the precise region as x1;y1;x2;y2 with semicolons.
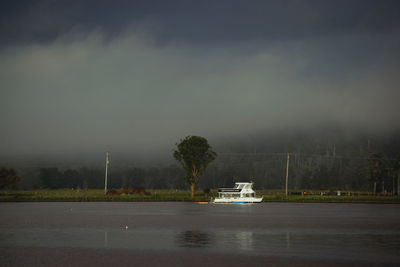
35;166;186;190
13;152;397;194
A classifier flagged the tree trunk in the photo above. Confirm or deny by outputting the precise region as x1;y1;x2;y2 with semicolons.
191;166;197;199
190;183;194;199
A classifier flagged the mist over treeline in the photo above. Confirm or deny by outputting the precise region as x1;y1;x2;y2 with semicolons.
1;1;400;193
4;127;400;192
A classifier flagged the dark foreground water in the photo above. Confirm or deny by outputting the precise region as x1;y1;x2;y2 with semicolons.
0;202;399;266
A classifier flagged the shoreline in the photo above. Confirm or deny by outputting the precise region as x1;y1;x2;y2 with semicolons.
1;189;399;204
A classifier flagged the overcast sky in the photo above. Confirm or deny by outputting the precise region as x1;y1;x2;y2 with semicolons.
1;0;399;155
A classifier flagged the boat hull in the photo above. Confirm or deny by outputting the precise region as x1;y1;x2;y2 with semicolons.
213;197;263;204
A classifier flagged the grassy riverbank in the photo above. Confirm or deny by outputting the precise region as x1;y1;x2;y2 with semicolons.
0;189;203;202
1;189;400;203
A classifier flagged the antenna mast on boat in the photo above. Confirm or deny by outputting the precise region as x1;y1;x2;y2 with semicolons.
104;152;109;195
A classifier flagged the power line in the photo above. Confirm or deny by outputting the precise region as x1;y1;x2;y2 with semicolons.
218;152;399;161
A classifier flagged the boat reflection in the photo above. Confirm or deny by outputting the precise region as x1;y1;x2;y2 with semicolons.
176;230;213;248
234;231;254;251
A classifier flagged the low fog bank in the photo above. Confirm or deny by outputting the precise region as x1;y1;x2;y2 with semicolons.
215;125;400;155
1;29;400;157
3;126;399;169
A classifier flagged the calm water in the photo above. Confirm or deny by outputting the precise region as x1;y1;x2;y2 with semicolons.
1;202;400;266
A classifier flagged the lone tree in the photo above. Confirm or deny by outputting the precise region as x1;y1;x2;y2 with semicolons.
0;165;21;189
173;136;217;198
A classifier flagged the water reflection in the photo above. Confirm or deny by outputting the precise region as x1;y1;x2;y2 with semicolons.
104;231;108;248
286;231;290;249
176;231;212;248
234;231;254;251
1;227;400;262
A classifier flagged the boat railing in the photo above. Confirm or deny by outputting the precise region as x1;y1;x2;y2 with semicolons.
218;188;242;192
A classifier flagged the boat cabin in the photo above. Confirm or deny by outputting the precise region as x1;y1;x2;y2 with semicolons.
217;182;256;199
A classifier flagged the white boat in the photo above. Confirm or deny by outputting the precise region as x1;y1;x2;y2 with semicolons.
213;182;263;203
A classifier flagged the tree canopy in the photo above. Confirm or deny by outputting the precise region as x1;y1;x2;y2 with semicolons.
173;136;217;198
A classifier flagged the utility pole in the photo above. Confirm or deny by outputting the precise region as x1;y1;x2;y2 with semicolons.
285;152;290;196
104;152;109;195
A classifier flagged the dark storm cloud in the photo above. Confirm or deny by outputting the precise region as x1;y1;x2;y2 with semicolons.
0;1;399;155
1;0;400;45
